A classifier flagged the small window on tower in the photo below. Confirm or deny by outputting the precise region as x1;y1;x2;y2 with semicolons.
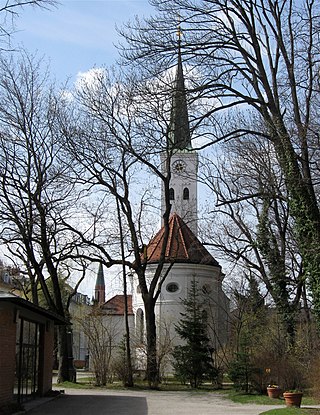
169;188;175;200
183;188;189;200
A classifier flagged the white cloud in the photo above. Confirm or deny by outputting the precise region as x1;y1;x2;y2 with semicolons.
75;67;107;90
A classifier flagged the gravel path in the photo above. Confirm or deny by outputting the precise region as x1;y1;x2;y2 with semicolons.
24;388;286;415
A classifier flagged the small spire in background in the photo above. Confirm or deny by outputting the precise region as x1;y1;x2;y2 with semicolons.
94;263;105;304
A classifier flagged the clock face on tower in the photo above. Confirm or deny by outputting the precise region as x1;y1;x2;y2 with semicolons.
173;160;186;174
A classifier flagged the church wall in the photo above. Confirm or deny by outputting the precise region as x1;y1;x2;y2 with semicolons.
132;262;229;352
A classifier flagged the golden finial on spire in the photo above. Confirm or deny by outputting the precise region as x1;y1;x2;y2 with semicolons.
177;13;182;42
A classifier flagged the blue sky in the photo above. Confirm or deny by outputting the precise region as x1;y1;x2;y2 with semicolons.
8;0;155;298
12;0;154;83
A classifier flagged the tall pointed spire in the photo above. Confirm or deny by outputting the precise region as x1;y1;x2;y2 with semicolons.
169;26;192;150
94;263;105;304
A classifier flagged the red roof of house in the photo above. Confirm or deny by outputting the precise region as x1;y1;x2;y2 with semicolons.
101;294;133;315
143;213;220;267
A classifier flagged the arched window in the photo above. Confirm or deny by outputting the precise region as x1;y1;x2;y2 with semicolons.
183;187;189;200
169;188;175;200
202;309;208;321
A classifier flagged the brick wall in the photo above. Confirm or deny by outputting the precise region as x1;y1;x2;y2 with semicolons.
0;307;16;406
0;302;57;408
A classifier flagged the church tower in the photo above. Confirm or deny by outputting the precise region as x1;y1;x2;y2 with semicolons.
132;30;230;372
94;263;105;304
161;38;198;235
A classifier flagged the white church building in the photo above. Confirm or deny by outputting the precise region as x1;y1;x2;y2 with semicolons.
93;46;229;372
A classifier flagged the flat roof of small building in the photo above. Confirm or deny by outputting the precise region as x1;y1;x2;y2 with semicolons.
0;291;68;325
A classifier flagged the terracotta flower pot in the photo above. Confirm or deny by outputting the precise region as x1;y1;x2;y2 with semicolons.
283;392;303;407
267;387;282;399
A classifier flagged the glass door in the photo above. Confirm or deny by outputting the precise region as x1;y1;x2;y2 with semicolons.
15;318;41;403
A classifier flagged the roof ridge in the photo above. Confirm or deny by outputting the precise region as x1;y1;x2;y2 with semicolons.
144;213;220;267
166;215;175;258
145;225;165;262
175;215;190;259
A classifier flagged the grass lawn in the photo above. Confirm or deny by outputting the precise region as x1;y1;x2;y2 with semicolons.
222;390;320;415
219;389;284;405
218;389;317;406
259;409;320;415
55;378;221;391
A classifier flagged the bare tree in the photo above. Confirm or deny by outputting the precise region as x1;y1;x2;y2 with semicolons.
0;52;86;382
60;67;176;387
0;0;56;49
75;306;123;386
201;135;305;345
119;0;320;324
116;196;134;386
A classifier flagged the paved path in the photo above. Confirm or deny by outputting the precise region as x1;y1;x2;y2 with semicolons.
24;389;286;415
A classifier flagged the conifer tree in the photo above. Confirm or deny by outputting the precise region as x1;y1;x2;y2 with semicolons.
172;279;218;388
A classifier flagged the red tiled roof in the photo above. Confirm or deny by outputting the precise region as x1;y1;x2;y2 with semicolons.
101;295;133;315
143;213;220;267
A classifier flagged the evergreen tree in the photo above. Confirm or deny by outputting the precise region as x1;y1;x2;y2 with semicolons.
229;274;266;392
172;279;218;388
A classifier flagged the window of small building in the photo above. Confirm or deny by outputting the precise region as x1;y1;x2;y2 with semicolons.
3;272;11;284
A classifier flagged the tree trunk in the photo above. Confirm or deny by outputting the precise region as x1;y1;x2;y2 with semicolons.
272;128;320;325
117;198;134;387
144;297;159;388
56;325;76;383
